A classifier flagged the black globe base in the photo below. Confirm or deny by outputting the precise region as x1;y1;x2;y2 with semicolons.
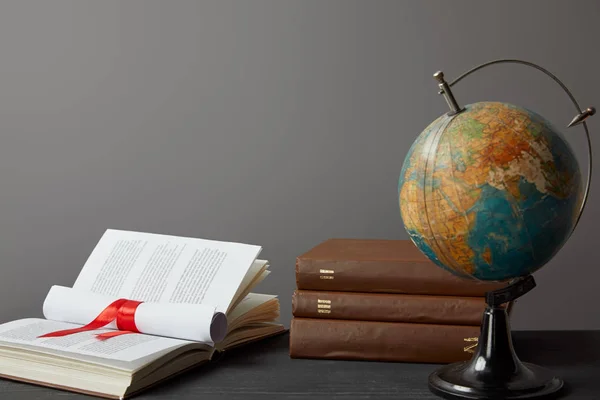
428;276;564;400
429;361;563;399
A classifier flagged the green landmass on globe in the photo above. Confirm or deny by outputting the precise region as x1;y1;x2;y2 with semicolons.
398;101;583;282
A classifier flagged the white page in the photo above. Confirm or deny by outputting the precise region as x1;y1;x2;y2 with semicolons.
0;319;192;363
229;260;269;312
73;229;262;313
43;286;228;343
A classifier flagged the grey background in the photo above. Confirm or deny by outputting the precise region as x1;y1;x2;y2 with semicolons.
0;0;598;331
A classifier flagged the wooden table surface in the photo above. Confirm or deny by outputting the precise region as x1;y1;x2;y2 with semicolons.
1;331;598;399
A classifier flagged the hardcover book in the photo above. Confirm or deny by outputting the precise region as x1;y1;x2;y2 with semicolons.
289;318;479;364
292;290;486;325
296;239;505;295
0;229;285;399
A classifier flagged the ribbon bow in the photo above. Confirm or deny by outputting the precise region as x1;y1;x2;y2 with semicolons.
39;298;143;340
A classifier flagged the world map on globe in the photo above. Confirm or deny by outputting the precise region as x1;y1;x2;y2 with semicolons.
398;101;583;281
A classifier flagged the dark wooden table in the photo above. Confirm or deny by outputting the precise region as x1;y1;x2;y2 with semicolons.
1;331;598;399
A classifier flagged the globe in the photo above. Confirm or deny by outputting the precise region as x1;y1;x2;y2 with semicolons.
398;101;583;282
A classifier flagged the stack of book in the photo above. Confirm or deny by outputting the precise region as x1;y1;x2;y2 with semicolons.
289;239;506;363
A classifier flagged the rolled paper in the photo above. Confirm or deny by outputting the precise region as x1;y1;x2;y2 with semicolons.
42;286;228;343
39;298;139;339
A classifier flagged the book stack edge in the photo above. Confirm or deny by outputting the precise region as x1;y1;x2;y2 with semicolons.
289;238;506;363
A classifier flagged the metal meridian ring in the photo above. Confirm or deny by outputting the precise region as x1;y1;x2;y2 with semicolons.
448;59;593;234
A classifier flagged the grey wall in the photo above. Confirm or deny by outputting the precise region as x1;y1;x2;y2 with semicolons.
0;0;598;331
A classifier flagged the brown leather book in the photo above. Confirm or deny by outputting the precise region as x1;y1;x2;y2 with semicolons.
292;290;486;325
296;239;505;296
289;318;480;364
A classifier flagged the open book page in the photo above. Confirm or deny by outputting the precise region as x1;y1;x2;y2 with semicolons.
217;323;286;352
43;286;228;343
0;319;199;364
228;294;278;323
229;260;270;313
73;230;262;314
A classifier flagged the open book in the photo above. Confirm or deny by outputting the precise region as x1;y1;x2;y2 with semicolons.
0;229;285;399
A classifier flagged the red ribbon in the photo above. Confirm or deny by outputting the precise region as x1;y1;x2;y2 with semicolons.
39;298;143;341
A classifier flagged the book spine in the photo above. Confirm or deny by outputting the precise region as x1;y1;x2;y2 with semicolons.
289;318;480;364
295;258;502;296
292;290;485;325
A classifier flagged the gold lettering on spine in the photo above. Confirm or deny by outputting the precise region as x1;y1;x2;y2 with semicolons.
319;269;334;280
317;299;332;314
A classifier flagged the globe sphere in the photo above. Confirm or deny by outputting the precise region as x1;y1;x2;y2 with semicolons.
398;102;583;281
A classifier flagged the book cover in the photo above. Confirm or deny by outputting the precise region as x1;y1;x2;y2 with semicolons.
292;290;486;325
289;317;480;364
296;239;505;296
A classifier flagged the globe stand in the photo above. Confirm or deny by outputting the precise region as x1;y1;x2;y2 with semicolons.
428;275;563;399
